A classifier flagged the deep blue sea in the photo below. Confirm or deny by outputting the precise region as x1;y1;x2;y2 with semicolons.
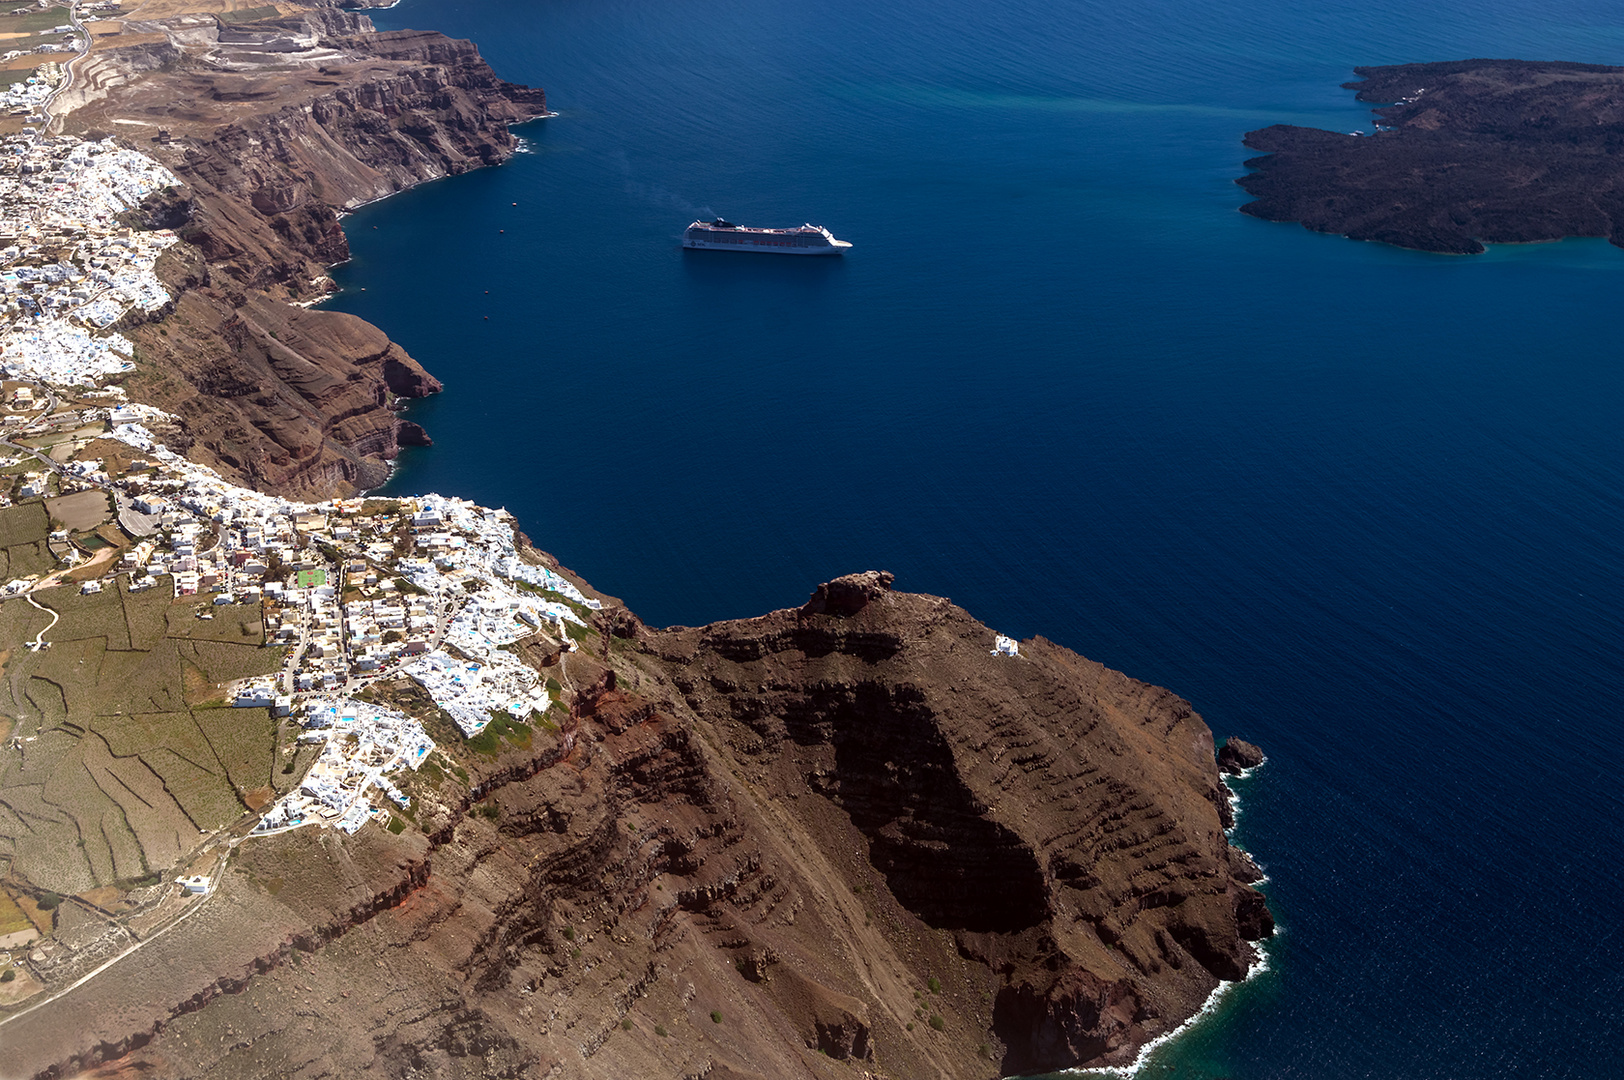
325;0;1624;1075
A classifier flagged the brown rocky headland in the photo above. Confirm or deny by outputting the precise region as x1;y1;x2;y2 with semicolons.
1237;59;1624;253
1;570;1271;1079
0;5;1275;1077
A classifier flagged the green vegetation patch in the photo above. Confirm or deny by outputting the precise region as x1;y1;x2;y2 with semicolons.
464;712;532;757
23;674;68;727
80;734;191;877
0;890;32;936
194;706;274;796
0;502;49;548
142;747;242;830
92;711;202;758
0;6;71;36
165;601;265;646
0;500;52;579
120;582;168;651
90;710;239;831
0;584;286;893
0;539;52;582
36;583;131;652
186;638;277;684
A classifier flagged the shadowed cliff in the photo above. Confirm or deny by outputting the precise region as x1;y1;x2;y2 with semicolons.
0;571;1271;1079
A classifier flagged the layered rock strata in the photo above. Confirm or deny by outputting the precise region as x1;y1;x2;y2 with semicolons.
62;9;547;497
3;572;1271;1079
2;8;1275;1075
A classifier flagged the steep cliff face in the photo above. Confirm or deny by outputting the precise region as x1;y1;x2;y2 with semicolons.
124;286;443;497
62;18;548;497
1;573;1269;1080
9;10;1272;1073
160;28;546;293
647;572;1272;1073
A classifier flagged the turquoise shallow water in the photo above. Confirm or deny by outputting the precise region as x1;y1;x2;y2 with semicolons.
326;0;1624;1075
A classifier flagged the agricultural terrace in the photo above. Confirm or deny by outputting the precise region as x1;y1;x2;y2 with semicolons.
0;578;290;894
0;501;50;582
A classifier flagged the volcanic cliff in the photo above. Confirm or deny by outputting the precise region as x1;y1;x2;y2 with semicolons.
1;571;1270;1079
1238;59;1624;253
61;7;548;497
0;7;1273;1076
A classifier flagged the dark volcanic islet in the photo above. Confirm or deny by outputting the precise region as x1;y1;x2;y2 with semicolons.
1237;59;1624;253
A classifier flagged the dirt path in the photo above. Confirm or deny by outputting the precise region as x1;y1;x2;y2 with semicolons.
0;854;223;1029
22;591;58;650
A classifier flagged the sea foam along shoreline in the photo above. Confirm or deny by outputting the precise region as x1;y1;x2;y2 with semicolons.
271;12;1276;1072
1224;752;1267;838
1072;948;1274;1079
1062;758;1274;1079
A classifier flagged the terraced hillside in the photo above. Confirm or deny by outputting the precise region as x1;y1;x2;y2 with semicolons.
0;578;284;894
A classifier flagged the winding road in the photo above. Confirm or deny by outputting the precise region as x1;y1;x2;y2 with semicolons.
40;2;91;136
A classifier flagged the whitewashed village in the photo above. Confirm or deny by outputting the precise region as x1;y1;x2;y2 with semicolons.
0;59;603;863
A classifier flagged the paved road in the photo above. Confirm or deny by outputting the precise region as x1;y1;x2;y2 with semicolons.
41;3;92;136
22;590;57;650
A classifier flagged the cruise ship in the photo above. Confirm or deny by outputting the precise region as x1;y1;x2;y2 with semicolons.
683;218;852;255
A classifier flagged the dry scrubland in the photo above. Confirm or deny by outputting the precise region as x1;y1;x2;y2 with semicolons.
44;490;111;534
0;579;285;894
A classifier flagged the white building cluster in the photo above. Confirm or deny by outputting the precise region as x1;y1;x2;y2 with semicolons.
0;74;51;119
0;120;597;841
254;697;435;836
0;136;178;384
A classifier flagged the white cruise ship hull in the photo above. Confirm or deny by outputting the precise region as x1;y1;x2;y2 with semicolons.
683;238;850;255
683;219;852;255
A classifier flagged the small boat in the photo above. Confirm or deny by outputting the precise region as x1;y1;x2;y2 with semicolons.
683;218;851;255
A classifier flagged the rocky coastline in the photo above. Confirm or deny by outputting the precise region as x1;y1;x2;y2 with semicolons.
2;567;1272;1079
1237;59;1624;254
62;7;549;498
0;4;1275;1077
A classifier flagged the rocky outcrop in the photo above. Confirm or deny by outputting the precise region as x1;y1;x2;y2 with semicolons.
11;9;1273;1074
646;572;1273;1073
1238;60;1624;253
1218;737;1264;774
159;28;546;293
124;288;443;497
